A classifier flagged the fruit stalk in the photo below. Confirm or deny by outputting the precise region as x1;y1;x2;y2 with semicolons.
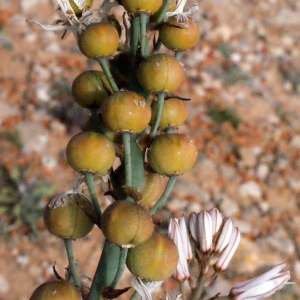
150;174;178;215
98;57;119;92
84;172;102;222
123;132;132;188
110;248;129;288
149;91;165;137
64;238;81;288
139;12;149;57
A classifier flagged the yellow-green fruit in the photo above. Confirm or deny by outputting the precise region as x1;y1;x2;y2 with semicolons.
101;91;151;133
121;0;163;14
101;201;154;246
78;23;119;59
66;131;116;174
126;232;179;281
147;133;197;175
44;193;95;239
139;172;165;206
30;281;82;300
159;17;200;50
151;98;187;128
137;54;184;92
72;70;111;108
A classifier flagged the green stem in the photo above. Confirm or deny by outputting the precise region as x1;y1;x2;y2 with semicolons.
130;16;140;57
64;239;81;287
190;271;208;300
155;0;172;24
179;281;186;300
90;109;104;134
150;174;178;215
149;92;165;137
122;132;132;188
110;248;128;288
130;290;139;300
175;50;183;60
153;37;162;53
98;57;119;92
87;240;121;300
84;172;102;222
139;12;149;57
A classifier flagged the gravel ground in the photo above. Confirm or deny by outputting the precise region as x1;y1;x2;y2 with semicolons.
1;0;300;299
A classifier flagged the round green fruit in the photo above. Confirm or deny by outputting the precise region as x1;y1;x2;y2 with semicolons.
78;23;119;59
101;200;154;246
121;0;163;14
151;97;187;128
126;232;179;281
72;70;111;108
147;133;197;175
159;16;200;50
137;53;184;92
101;91;151;133
66;131;116;174
44;191;95;239
30;281;82;300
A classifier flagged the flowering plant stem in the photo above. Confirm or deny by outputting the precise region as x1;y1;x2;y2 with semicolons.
149;91;165;137
64;238;81;288
175;50;183;60
130;16;140;57
84;171;102;222
98;57;119;92
87;240;121;300
90;108;105;134
123;132;132;188
139;12;149;57
190;270;208;300
150;174;178;215
155;0;172;23
110;248;129;288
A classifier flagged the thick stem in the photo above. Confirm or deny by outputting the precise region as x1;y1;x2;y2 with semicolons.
87;240;121;300
84;172;102;223
122;132;132;188
149;92;165;137
130;16;140;57
190;270;208;300
153;37;162;53
175;50;183;60
155;0;172;24
98;57;119;93
64;239;81;288
110;248;128;288
150;174;178;215
179;281;186;300
139;12;149;57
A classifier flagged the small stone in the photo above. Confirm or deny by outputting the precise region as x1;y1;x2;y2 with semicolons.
218;194;239;217
239;181;262;199
0;274;9;293
290;135;300;148
16;253;30;267
256;164;270;180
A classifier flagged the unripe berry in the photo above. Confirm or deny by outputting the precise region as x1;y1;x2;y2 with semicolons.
121;0;163;14
30;281;82;300
147;133;197;175
151;98;187;128
78;23;119;59
44;190;95;239
101;200;154;246
72;70;111;108
137;54;184;92
101;91;151;133
126;232;179;281
66;131;116;174
159;17;200;50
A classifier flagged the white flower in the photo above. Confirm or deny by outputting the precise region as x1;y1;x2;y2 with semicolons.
49;189;91;208
168;217;191;281
26;0;113;39
165;0;199;26
131;278;162;300
229;263;292;300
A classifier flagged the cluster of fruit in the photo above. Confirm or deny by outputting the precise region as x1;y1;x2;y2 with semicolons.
30;0;200;299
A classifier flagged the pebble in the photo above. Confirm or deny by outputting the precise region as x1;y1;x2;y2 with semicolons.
238;181;262;199
0;274;9;293
16;121;49;154
256;164;270;180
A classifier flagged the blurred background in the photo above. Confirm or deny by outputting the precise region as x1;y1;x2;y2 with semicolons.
1;0;300;299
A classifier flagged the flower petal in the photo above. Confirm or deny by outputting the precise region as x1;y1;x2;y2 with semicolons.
198;211;213;252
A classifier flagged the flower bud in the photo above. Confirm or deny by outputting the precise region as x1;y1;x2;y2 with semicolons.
214;218;233;253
